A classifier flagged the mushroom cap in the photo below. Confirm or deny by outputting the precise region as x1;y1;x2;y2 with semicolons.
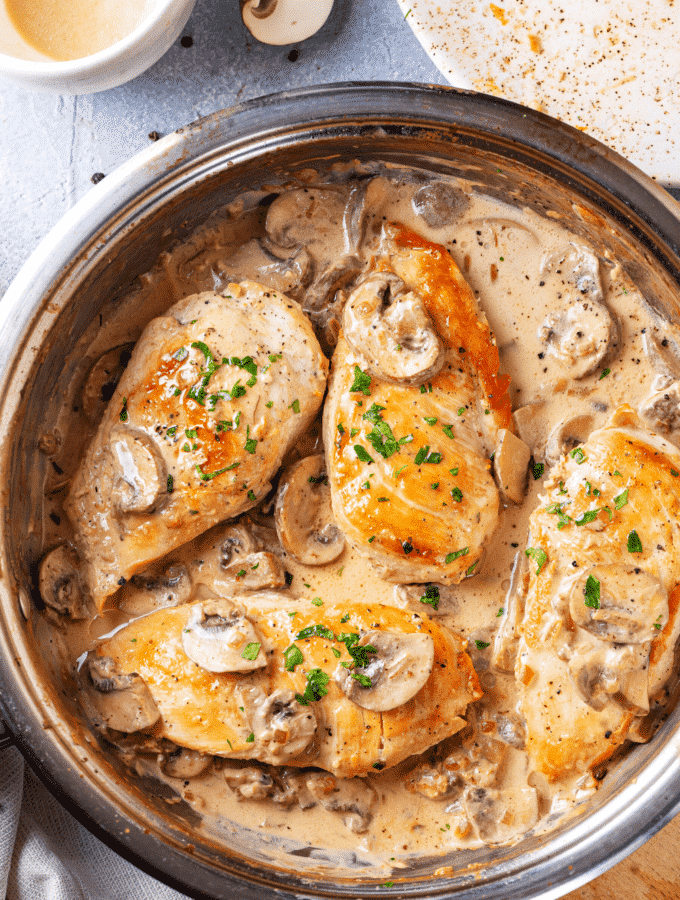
87;655;160;733
335;630;435;712
569;564;668;644
538;295;619;380
240;0;335;46
493;428;531;505
342;272;446;387
181;600;267;673
39;544;89;619
240;685;317;765
109;425;166;514
275;454;345;565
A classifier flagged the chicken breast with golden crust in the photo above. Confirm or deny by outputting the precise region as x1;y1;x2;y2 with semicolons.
515;407;680;780
323;224;514;584
88;594;482;778
66;283;327;610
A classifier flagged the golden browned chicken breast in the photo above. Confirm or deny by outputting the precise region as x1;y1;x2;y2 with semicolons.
323;225;515;584
515;406;680;780
66;283;327;609
87;594;482;778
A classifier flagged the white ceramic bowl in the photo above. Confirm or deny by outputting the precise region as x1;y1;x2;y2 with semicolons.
0;0;196;94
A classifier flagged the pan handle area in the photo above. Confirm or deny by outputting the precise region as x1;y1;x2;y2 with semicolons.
0;717;14;750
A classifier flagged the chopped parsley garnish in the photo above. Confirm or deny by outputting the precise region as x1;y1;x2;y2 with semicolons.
340;613;350;623
283;644;304;671
672;469;680;478
457;407;465;416
247;489;257;502
546;501;572;529
496;607;504;617
296;623;335;641
570;447;587;464
290;399;300;414
246;732;255;743
420;585;440;610
268;353;282;363
119;398;128;422
575;509;599;526
332;647;342;657
445;548;469;564
244;431;258;454
627;530;643;553
347;642;377;669
532;462;545;480
466;561;479;577
167;475;174;493
525;546;547;574
361;480;371;490
350;427;360;437
363;403;386;424
241;642;261;661
311;597;323;607
368;535;376;543
377;497;389;502
584;575;600;609
398;434;414;445
558;480;568;495
236;569;246;578
354;445;374;464
229;380;246;400
337;422;345;434
349;365;372;396
431;482;439;490
173;346;188;361
585;481;601;497
393;464;408;477
230;355;258;387
415;445;443;465
402;540;414;554
442;424;455;439
475;640;490;650
424;416;438;426
265;401;273;409
195;461;240;481
351;672;373;688
449;467;459;476
296;668;330;705
614;489;629;510
450;487;463;502
599;368;611;380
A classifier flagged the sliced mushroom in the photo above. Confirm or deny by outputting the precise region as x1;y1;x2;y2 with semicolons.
303;253;363;312
122;564;192;615
240;0;335;45
86;655;160;733
513;401;548;460
342;272;445;386
220;524;262;564
493;429;531;504
39;544;89;619
265;186;348;251
567;641;651;713
304;772;377;834
161;747;213;779
463;785;539;844
275;454;345;565
545;413;596;466
412;182;470;228
181;600;267;673
82;344;133;424
540;242;604;301
109;425;166;514
491;550;529;674
569;565;668;644
538;295;619;379
223;765;275;800
240;685;317;765
335;630;435;711
642;328;680;379
638;378;680;434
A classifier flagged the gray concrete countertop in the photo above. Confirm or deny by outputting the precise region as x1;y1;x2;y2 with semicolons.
0;0;447;297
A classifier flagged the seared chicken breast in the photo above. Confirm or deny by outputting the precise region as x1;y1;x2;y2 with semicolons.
515;407;680;779
323;225;513;583
89;594;482;778
66;283;328;609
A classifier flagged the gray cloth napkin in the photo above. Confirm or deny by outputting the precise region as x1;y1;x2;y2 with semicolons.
1;746;189;900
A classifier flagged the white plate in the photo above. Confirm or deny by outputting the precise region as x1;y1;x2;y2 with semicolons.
397;0;680;185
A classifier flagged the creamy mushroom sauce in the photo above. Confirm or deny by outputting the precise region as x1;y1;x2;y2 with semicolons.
36;165;679;869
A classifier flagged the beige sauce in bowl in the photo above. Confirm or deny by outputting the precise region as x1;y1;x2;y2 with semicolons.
5;0;156;61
